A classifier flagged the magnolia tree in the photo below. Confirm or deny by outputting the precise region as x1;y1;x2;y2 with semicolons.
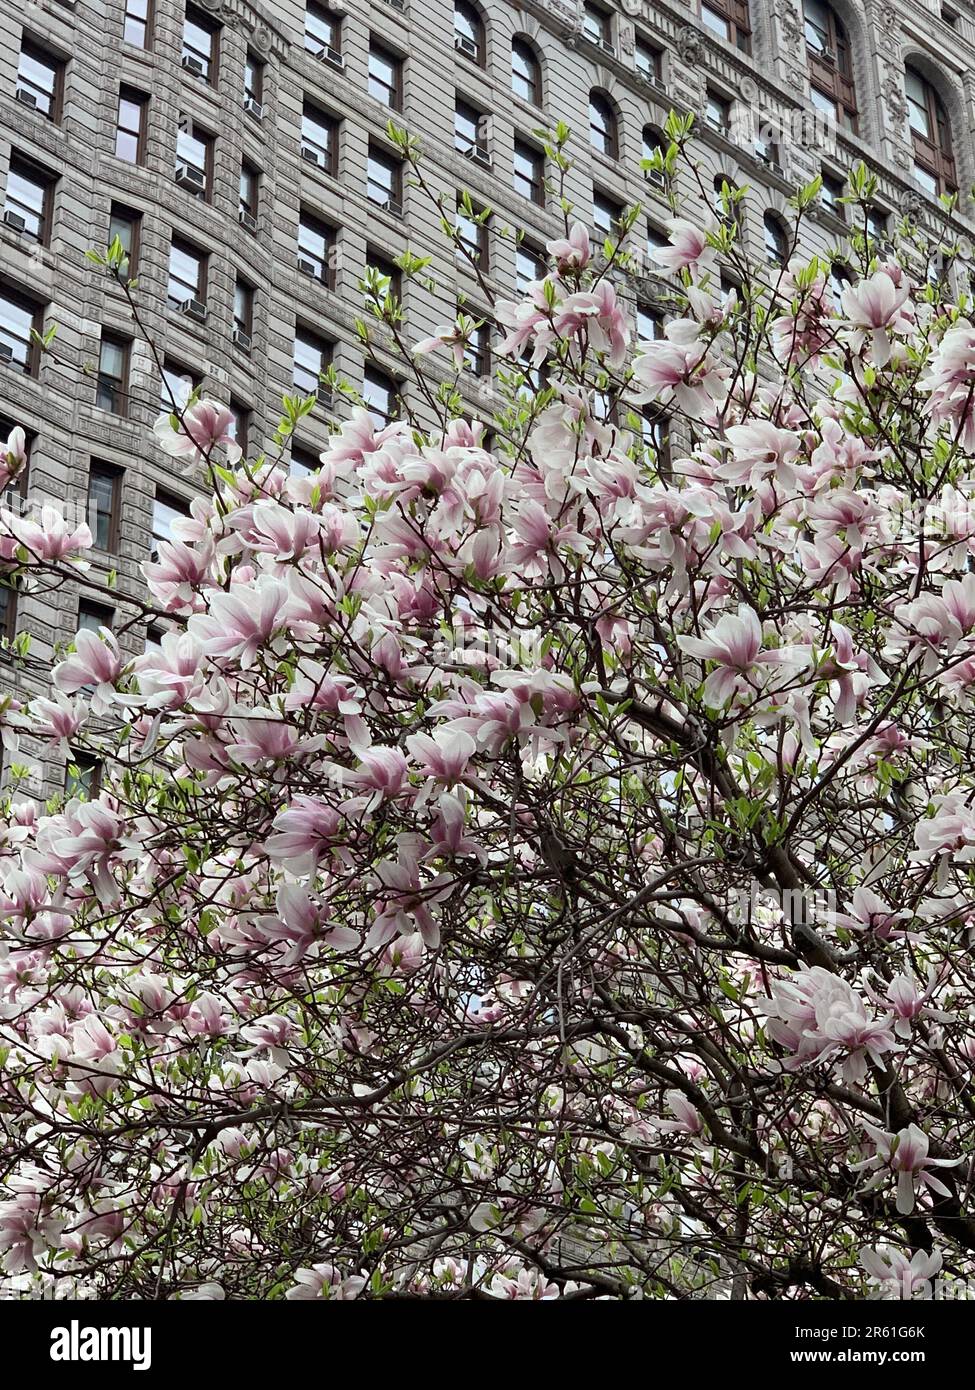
2;118;975;1301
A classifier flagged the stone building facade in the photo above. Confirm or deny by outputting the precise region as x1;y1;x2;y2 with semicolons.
0;0;972;796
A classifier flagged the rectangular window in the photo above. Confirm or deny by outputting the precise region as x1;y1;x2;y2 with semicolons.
88;461;122;551
109;203;141;274
368;41;401;108
175;120;212;198
78;599;114;634
116;87;147;163
65;750;102;799
305;2;342;60
96;332;129;412
593;189;624;236
160;360;199;412
635;37;662;81
583;2;612;48
365;249;401;309
456;203;488;270
367;145;402;211
298;210;334;285
3;157;54;243
290;443;320;477
0;290;41;375
701;0;751;52
515;244;545;291
182;6;219;84
301;102;337;174
239;160;259;229
244;52;264;113
293;329;332;398
513;139;544;204
16;40;63;121
463;316;490;376
233;279;254;347
152;488;190;557
123;0;152;48
228;399;250;453
637;303;663;341
705;91;731;134
455;99;488;159
167;238;207;314
364;366;398;426
0;580;17;649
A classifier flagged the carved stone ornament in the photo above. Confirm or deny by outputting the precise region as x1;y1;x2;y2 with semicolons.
676;24;705;65
883;73;908;125
251;24;273;56
775;0;803;43
900;189;926;222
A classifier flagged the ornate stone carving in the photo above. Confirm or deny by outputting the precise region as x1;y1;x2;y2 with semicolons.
882;72;908;126
900;189;926;222
676;25;705;65
775;0;803;44
251;23;273;55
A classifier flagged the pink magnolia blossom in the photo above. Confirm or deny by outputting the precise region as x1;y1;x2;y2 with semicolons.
152;400;243;465
851;1123;960;1215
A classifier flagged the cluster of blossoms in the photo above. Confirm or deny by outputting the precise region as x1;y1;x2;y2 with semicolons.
1;138;974;1301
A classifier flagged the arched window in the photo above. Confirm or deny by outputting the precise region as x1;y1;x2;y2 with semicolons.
642;126;667;186
589;91;618;158
905;66;956;196
454;1;485;65
763;211;788;265
511;37;542;104
803;0;858;133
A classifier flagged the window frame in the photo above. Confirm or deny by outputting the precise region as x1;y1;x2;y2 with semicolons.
123;0;153;49
803;0;858;132
87;459;123;552
366;144;403;211
513;137;544;206
301;101;339;176
0;288;43;376
297;209;336;287
589;90;619;159
181;4;220;86
4;156;55;244
511;37;542;105
116;86;148;164
454;0;486;65
368;39;403;109
16;39;64;122
700;0;751;53
167;236;207;312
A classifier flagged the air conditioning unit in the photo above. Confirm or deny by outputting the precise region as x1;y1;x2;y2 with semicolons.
175;162;206;194
454;33;478;57
3;210;27;233
301;144;326;167
243;96;264;120
821;46;836;62
297;255;319;277
463;145;491;167
384;0;405;9
232;327;252;351
600;39;616;55
644;168;666;188
238;207;258;233
178;297;208;323
181;53;206;77
14;88;37;109
0;343;13;364
315;45;345;70
316;384;333;407
377;196;403;216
